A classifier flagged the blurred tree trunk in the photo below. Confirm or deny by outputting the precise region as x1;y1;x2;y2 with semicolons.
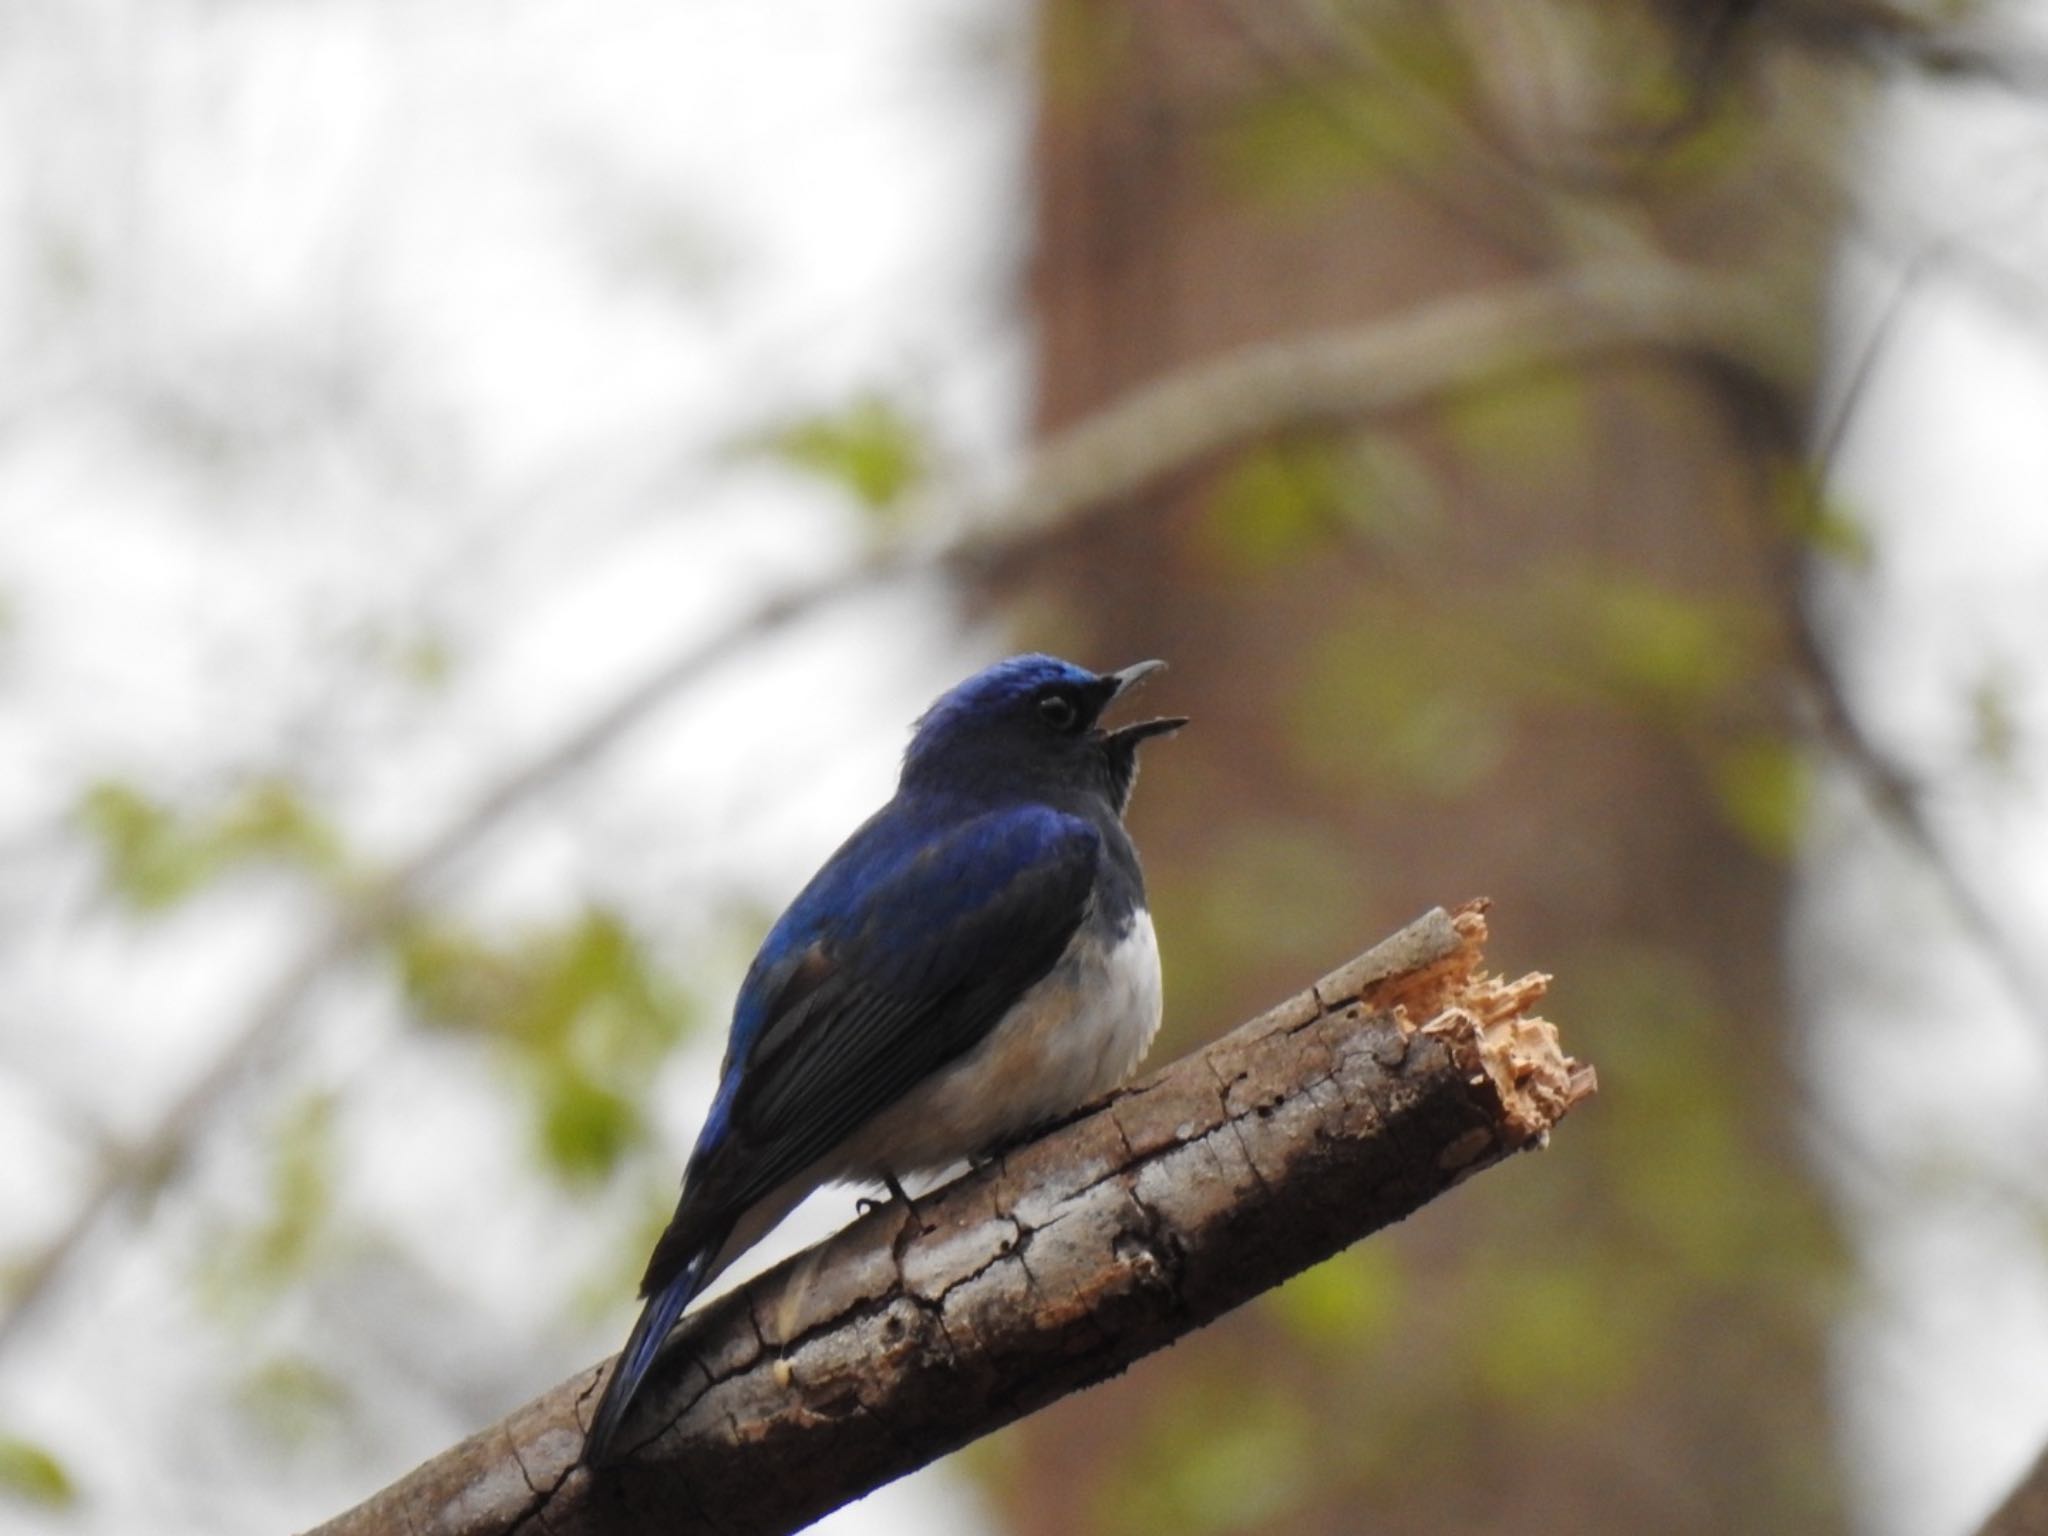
986;2;1851;1533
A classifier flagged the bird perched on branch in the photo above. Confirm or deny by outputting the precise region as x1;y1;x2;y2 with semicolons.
584;654;1186;1464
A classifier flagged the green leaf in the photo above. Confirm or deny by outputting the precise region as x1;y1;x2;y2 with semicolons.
395;908;691;1056
1201;437;1440;575
75;781;208;909
1442;367;1590;479
1339;435;1444;549
1970;669;2019;771
76;777;347;911
394;630;456;690
393;918;517;1035
1207;17;1471;212
1096;1377;1313;1536
1648;77;1760;183
1203;443;1340;570
258;1095;336;1279
1463;1260;1652;1412
1709;736;1809;859
237;1357;351;1449
539;1071;643;1181
1774;466;1873;568
1266;1245;1403;1350
1530;566;1762;720
1041;0;1133;109
392;906;693;1183
200;1093;337;1307
752;395;928;517
1211;82;1401;210
0;1435;77;1509
1294;621;1512;798
209;779;347;876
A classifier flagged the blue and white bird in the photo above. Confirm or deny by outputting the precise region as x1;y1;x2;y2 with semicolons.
583;653;1186;1463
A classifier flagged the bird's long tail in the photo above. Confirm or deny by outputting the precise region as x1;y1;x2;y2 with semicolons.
583;1247;715;1466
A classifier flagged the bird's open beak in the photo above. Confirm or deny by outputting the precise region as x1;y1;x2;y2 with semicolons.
1101;659;1188;745
1107;659;1167;696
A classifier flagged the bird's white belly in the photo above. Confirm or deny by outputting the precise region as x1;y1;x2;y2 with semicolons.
833;909;1164;1179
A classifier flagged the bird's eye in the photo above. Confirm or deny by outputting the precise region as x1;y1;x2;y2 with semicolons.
1037;691;1081;734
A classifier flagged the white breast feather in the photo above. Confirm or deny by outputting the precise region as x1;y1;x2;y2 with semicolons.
833;909;1164;1179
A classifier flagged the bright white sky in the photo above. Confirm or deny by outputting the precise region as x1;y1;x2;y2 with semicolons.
1;5;2046;1536
0;2;1023;1532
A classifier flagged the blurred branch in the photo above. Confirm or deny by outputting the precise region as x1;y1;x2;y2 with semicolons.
1773;248;2048;1038
1775;0;2048;98
1214;0;1564;265
1786;574;2048;1033
0;256;1758;1369
306;906;1594;1536
1978;1441;2048;1536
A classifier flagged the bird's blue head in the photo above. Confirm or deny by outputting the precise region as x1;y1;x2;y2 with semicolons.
900;654;1187;813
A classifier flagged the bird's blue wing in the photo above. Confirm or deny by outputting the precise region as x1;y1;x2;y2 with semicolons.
640;804;1100;1293
589;806;1100;1464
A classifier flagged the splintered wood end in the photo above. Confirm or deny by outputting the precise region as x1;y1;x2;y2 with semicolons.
1345;901;1596;1148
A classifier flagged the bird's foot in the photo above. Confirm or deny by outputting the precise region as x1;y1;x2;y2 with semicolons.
879;1169;936;1236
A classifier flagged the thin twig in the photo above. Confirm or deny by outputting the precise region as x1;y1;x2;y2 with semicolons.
1777;0;2048;99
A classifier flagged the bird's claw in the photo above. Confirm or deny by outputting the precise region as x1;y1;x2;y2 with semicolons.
880;1170;937;1236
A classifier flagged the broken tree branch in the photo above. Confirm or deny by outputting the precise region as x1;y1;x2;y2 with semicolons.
306;903;1595;1536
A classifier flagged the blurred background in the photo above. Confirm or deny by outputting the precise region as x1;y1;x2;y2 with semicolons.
2;2;2047;1533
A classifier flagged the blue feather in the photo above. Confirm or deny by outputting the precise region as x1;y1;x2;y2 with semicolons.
582;655;1182;1468
582;1246;715;1465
